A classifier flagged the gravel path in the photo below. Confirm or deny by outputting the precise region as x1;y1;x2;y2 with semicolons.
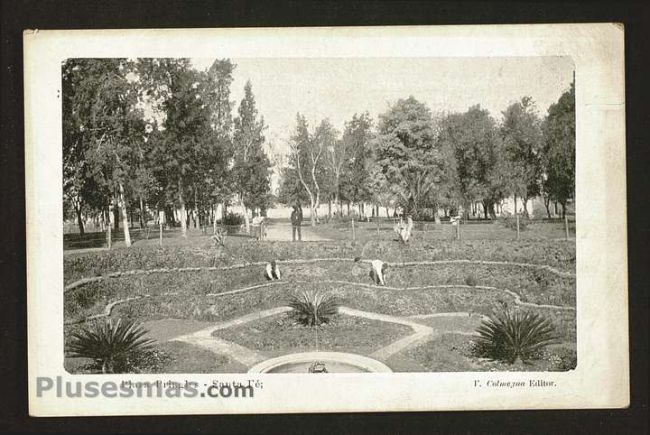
263;223;332;242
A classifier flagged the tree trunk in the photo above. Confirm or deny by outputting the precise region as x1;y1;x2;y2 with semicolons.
240;196;250;234
514;194;518;216
75;206;85;236
307;192;316;227
554;201;558;216
333;176;340;217
385;206;390;219
213;204;218;234
139;196;146;229
178;178;187;238
522;196;530;218
118;183;132;247
543;196;551;219
113;204;119;231
434;203;441;224
561;201;566;219
193;185;199;229
106;206;112;249
328;199;332;220
314;190;321;225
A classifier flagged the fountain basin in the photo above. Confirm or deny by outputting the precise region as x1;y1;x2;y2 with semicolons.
248;351;393;373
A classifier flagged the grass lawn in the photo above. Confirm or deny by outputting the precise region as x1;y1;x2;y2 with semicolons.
404;334;577;372
65;260;575;325
65;340;247;374
212;311;413;356
63;236;575;285
308;220;575;243
63;230;576;373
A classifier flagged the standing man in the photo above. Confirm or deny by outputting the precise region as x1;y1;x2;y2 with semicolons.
291;203;303;242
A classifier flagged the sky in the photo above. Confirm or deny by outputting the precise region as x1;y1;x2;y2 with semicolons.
192;56;574;159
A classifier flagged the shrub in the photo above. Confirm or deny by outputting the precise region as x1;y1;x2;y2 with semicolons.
220;212;244;227
548;347;577;371
288;290;339;326
474;305;558;364
464;273;478;287
67;319;155;373
117;347;172;373
500;214;530;232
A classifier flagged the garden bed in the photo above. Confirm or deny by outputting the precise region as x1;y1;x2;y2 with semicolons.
212;311;413;356
64;258;575;324
65;340;247;374
404;333;577;372
63;238;575;285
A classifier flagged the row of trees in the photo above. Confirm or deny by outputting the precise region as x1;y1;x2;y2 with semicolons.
280;82;575;224
63;58;272;245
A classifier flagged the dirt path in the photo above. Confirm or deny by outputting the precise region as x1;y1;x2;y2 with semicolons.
264;223;332;242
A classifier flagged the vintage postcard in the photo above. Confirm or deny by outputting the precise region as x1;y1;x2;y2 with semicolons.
25;24;628;415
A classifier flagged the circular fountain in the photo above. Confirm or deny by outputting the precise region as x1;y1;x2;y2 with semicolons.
248;352;393;373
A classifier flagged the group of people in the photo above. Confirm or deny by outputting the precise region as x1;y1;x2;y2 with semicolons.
265;257;388;286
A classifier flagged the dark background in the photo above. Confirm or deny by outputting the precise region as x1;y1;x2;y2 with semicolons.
1;1;647;433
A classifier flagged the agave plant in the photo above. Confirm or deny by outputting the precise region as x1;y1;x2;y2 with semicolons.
68;319;155;373
475;307;558;364
288;290;339;326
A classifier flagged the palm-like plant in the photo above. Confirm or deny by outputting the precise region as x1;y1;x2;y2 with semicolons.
288;290;339;326
68;319;155;373
475;307;558;364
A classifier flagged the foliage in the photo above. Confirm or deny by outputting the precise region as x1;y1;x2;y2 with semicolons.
62;58;146;244
500;214;530;231
500;97;544;215
231;81;272;220
220;212;244;226
541;81;575;217
474;304;558;363
373;97;445;217
67;319;155;373
339;113;374;205
282;115;335;225
438;105;505;219
287;290;340;326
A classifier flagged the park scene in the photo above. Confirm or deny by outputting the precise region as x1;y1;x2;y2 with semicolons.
63;57;576;374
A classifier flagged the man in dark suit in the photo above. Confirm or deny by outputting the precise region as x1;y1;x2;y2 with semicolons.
291;203;302;241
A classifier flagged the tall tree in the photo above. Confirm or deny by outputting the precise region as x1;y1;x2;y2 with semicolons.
65;59;145;247
285;114;329;226
232;81;271;231
62;58;91;235
309;119;337;223
198;61;235;229
500;97;543;216
151;59;214;237
439;105;502;219
373;97;444;218
541;81;575;218
340;113;373;212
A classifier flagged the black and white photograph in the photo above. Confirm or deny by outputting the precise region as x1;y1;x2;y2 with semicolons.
24;25;628;415
61;56;577;375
